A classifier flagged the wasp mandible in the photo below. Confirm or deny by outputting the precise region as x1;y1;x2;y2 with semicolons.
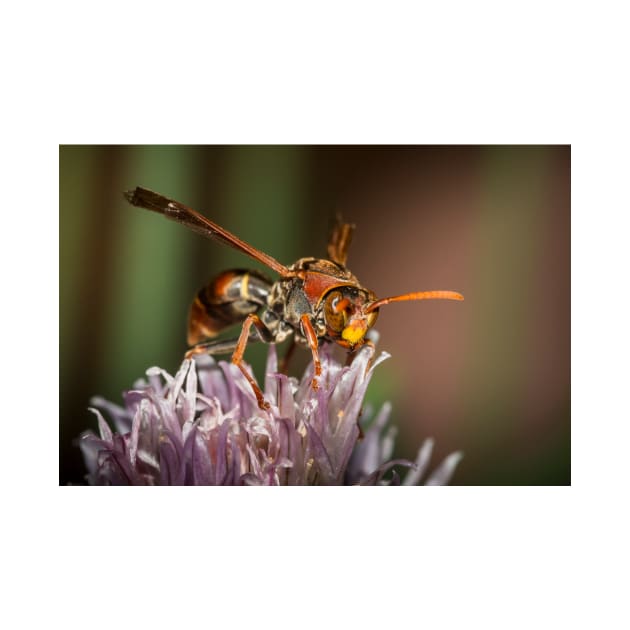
124;187;464;409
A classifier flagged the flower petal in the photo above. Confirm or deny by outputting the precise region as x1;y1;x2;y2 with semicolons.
425;451;464;486
264;343;278;399
214;417;231;485
274;374;296;423
305;424;335;483
239;473;262;485
89;396;132;434
182;358;198;424
191;432;213;485
79;340;462;486
89;407;113;443
359;458;416;486
128;402;144;468
402;438;434;486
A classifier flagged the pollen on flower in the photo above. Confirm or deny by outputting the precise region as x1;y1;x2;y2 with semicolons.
78;342;462;486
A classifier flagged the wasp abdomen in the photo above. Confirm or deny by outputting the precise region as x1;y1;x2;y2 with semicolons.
187;269;271;346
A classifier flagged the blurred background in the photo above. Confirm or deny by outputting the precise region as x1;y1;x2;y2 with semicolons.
59;145;570;485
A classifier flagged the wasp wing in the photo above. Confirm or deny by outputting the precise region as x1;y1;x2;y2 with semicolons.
124;187;290;276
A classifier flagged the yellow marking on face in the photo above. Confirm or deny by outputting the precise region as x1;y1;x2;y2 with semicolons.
341;321;367;345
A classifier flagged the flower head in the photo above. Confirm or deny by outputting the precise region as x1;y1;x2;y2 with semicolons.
79;343;462;485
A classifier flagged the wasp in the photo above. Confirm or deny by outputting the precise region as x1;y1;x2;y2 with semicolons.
124;187;464;409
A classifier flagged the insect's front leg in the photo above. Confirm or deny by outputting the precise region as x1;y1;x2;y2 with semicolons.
300;314;322;391
231;313;275;410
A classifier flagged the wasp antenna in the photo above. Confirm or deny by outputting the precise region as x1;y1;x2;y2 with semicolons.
365;290;464;313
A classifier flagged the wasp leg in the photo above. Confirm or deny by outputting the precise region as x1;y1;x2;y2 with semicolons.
231;313;274;410
300;314;322;391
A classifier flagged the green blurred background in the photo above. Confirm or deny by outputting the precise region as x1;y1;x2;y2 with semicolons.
59;145;570;485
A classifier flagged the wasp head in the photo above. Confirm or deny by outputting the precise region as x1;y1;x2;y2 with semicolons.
321;286;465;349
321;286;379;348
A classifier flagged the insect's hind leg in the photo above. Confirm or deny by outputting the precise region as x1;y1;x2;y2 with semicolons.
231;314;275;410
186;314;274;410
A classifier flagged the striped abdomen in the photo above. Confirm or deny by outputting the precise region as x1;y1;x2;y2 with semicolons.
187;269;272;346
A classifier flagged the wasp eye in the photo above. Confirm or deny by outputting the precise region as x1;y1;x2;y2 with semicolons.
324;290;348;333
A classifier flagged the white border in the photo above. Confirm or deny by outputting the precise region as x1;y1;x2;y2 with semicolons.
4;2;629;629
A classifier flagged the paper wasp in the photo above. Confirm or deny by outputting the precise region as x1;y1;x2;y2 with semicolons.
124;187;464;409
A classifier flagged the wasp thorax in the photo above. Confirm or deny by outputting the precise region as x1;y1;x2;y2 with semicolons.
322;286;379;346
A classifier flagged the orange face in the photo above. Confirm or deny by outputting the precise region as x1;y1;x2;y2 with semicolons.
321;287;379;347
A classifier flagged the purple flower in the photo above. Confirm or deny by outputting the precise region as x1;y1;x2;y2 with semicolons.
79;342;462;485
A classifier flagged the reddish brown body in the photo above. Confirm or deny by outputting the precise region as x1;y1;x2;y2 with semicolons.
124;187;464;409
